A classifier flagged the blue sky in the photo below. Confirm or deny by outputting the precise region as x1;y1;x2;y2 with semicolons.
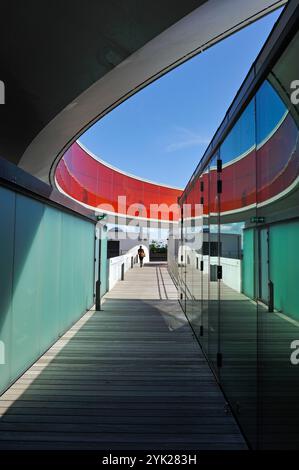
80;9;282;189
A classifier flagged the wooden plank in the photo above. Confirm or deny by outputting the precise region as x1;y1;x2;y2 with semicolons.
0;263;247;450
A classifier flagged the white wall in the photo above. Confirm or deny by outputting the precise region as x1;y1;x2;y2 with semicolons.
201;255;241;292
107;244;149;291
220;257;241;292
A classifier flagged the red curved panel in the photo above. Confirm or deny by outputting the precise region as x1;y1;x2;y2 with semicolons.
56;113;299;222
55;142;182;221
182;113;299;217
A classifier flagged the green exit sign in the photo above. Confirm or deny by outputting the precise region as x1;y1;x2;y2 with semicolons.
250;216;265;224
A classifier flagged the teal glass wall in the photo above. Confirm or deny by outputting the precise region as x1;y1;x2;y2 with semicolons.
0;187;95;394
100;226;108;297
177;29;299;449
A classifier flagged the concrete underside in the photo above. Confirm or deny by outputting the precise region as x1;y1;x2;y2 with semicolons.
0;263;246;450
1;0;283;181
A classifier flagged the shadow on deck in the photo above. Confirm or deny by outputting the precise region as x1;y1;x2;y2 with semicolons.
0;263;246;450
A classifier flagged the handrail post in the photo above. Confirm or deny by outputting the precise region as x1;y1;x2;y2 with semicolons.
268;280;274;313
96;280;102;311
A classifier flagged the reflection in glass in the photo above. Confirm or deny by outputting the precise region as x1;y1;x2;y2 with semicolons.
177;29;299;449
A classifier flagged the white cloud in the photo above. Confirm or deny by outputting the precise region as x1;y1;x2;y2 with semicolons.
166;126;210;152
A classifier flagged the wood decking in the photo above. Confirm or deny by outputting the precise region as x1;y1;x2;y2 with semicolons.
0;263;246;450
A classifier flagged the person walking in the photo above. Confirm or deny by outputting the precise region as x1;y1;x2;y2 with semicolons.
138;246;145;267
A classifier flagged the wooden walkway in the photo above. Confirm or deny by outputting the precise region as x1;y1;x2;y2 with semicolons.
0;263;246;450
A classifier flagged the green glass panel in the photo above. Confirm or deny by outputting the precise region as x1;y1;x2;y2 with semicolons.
242;229;255;299
12;193;44;377
0;188;95;395
0;187;15;392
39;206;62;350
270;221;299;321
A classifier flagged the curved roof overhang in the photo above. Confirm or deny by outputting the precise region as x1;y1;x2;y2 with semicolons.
10;0;285;183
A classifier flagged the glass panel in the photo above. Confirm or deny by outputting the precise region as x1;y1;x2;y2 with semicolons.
181;179;205;341
219;97;258;447
208;154;220;377
0;188;95;395
256;31;299;450
193;183;204;341
175;24;299;452
201;172;210;353
179;203;186;311
184;190;194;323
0;187;15;392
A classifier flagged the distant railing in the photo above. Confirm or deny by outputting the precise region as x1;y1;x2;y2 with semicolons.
107;245;149;291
